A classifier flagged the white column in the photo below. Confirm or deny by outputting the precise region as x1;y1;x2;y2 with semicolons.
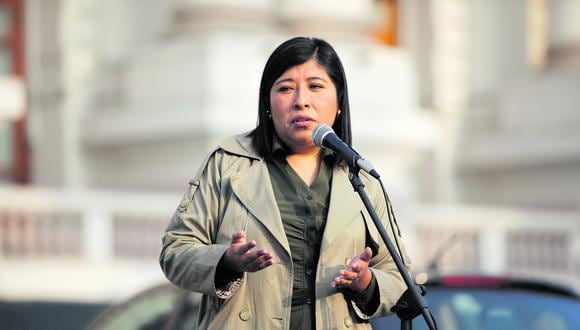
26;0;66;186
82;208;114;263
431;0;470;203
479;227;506;273
60;0;99;188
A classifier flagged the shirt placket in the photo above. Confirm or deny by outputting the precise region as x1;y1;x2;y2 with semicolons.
303;192;317;305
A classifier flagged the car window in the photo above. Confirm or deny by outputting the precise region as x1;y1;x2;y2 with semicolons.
372;288;580;330
88;284;201;330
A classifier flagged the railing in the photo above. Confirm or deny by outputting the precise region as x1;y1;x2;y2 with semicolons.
0;187;178;261
0;187;180;302
405;205;580;289
0;187;579;302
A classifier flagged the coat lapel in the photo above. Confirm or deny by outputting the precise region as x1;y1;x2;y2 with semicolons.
229;161;291;256
320;168;362;252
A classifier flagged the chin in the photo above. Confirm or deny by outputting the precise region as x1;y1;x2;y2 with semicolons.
293;135;313;145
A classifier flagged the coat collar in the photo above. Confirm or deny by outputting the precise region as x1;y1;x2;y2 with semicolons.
218;132;261;161
219;131;336;162
223;132;361;255
224;133;291;256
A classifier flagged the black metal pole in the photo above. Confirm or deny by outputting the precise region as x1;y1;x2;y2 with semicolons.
348;170;436;330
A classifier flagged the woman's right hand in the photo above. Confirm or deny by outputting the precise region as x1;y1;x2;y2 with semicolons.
222;230;274;273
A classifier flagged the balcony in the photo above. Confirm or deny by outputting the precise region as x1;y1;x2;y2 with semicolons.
0;186;578;303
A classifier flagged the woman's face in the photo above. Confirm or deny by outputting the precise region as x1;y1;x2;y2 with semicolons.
269;59;339;154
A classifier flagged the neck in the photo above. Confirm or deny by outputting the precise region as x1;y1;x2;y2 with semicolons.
286;148;323;187
288;145;321;158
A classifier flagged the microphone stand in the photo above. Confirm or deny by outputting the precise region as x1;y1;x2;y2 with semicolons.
347;167;437;330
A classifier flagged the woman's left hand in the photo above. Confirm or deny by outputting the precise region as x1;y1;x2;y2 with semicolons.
331;247;373;293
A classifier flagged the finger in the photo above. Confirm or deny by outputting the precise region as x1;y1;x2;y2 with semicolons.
339;269;359;281
237;240;257;255
350;263;365;273
257;251;273;261
360;247;373;262
254;249;272;257
256;258;274;270
334;276;352;287
231;230;246;244
247;250;273;264
247;255;274;272
240;249;267;267
247;252;272;265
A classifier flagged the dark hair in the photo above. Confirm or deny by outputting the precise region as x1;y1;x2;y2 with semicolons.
250;37;352;162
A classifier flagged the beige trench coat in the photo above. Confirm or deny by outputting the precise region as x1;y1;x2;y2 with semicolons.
160;133;410;329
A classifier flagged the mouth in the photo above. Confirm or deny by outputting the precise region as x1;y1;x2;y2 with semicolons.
291;116;315;124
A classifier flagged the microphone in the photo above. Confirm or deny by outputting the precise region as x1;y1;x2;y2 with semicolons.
312;124;380;179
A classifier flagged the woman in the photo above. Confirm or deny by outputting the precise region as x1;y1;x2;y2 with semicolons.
160;37;409;329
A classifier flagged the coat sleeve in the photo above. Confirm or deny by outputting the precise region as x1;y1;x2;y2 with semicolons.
356;176;411;319
159;149;241;298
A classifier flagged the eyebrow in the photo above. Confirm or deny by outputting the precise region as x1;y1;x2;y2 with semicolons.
274;76;328;85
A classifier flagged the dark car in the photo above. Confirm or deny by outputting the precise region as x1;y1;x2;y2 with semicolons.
371;273;580;330
88;274;580;329
88;283;201;330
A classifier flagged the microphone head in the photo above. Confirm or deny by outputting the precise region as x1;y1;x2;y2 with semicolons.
312;124;333;147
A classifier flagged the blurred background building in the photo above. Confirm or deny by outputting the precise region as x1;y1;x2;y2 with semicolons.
0;0;579;328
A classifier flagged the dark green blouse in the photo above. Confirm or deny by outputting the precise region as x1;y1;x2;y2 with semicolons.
266;140;378;329
267;142;333;329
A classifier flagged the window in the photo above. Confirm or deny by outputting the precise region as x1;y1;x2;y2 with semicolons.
372;0;399;46
527;0;580;70
0;0;26;184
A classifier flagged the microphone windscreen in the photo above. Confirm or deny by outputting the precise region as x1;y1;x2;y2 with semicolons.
312;124;333;147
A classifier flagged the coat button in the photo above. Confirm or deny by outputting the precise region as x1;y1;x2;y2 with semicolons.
344;316;353;327
344;257;352;267
239;309;251;321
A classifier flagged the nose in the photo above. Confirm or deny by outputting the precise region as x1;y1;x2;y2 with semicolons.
293;86;310;110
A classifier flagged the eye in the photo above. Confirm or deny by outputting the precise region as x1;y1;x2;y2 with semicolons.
309;83;323;90
277;85;294;93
